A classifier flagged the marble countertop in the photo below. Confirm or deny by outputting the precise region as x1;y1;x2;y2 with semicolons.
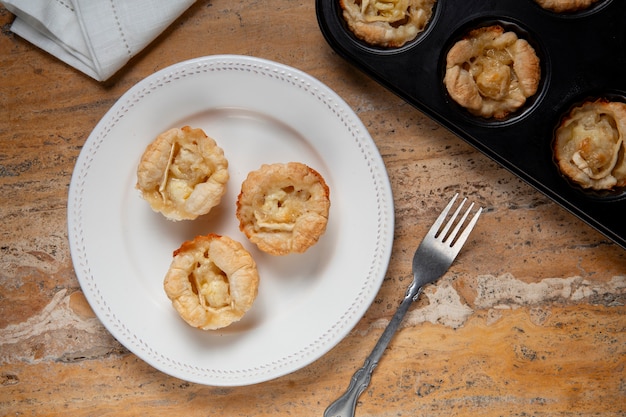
1;1;624;415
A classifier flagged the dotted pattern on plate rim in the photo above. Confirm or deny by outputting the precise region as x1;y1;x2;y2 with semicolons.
69;56;393;384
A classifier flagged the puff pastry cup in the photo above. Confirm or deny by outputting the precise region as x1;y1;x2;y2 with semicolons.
339;0;436;48
236;162;330;256
554;100;626;190
534;0;600;13
136;126;229;221
163;234;260;330
444;25;541;119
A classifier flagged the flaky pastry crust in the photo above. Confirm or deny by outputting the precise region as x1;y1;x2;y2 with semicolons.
163;234;259;330
444;25;541;119
339;0;436;48
136;126;229;221
534;0;600;13
236;162;330;256
554;100;626;190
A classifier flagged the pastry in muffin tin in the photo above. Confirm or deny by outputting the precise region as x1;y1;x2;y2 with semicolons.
534;0;601;13
554;99;626;191
444;25;541;119
339;0;436;48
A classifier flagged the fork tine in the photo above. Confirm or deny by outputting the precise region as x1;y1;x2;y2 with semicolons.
429;193;459;238
430;193;482;250
439;198;468;242
453;206;482;249
445;200;473;244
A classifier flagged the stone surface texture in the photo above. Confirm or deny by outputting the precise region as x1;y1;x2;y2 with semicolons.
1;2;624;416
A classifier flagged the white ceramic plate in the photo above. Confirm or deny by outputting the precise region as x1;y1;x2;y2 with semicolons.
68;55;394;386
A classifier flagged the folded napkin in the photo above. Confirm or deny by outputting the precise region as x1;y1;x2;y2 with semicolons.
3;0;196;81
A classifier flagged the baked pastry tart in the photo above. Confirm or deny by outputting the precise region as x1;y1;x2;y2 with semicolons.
339;0;436;48
236;162;330;256
163;234;260;330
534;0;600;13
136;126;229;221
444;25;541;119
554;99;626;190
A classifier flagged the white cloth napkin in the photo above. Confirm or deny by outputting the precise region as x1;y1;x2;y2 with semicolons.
3;0;196;81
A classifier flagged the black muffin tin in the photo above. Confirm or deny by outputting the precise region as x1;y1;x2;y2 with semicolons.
316;0;626;249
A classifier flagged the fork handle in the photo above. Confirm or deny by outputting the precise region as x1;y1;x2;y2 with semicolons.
324;282;422;417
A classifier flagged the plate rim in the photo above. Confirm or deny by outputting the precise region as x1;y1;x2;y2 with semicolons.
67;54;394;385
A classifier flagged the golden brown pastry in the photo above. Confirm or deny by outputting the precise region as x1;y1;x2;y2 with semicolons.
534;0;600;13
136;126;229;221
444;25;541;119
163;234;260;330
236;162;330;256
554;99;626;190
339;0;436;48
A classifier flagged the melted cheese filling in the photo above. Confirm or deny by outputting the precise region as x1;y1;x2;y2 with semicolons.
466;36;517;100
159;141;211;203
189;254;231;310
361;0;409;23
254;186;312;231
569;112;621;179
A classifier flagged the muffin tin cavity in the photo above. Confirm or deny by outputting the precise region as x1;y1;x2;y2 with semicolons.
316;0;626;248
334;0;441;54
531;0;611;17
440;18;549;126
551;92;626;201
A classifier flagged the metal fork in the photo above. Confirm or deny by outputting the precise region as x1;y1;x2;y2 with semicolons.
324;193;482;417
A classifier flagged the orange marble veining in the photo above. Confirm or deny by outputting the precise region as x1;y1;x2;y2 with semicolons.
1;1;625;415
2;306;623;416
